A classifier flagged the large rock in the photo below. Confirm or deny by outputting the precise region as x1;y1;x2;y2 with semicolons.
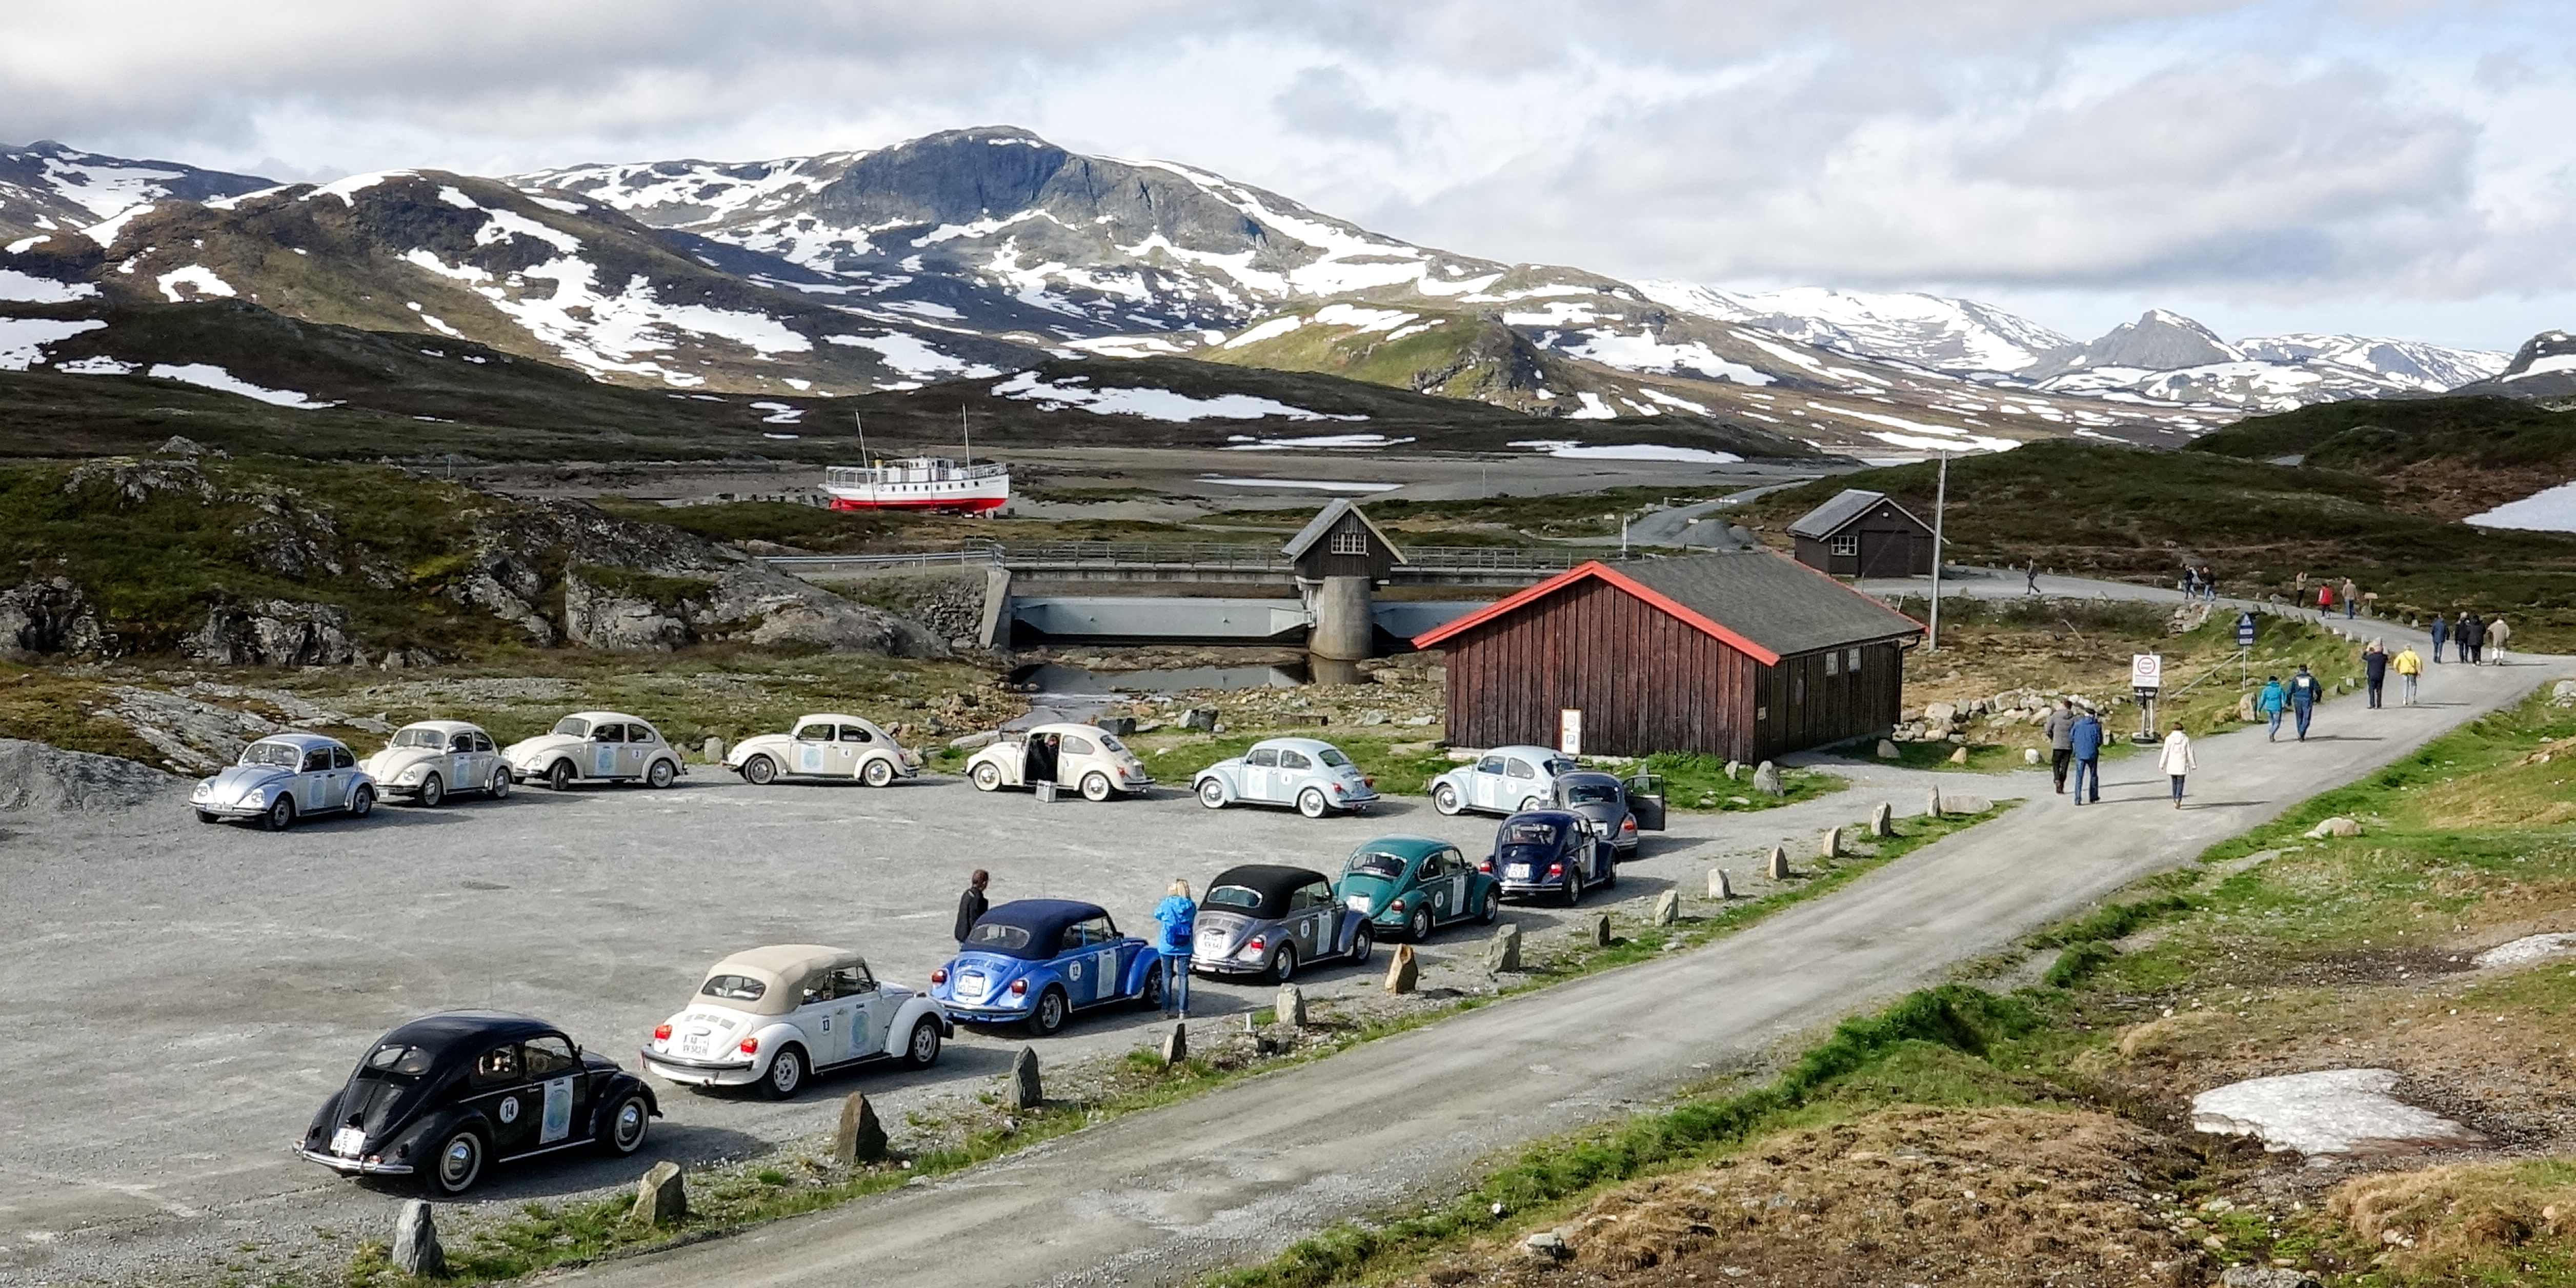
184;599;359;666
1008;1046;1042;1109
1181;706;1219;732
0;738;179;812
1275;983;1306;1029
1749;761;1783;796
1940;794;1993;815
1921;700;1958;727
1483;923;1522;972
834;1091;888;1165
632;1160;686;1225
392;1200;445;1277
1650;890;1680;925
1384;943;1419;993
1870;801;1895;838
1875;739;1901;760
0;577;105;659
2306;816;2362;839
1707;868;1734;899
1766;846;1790;879
1160;1021;1188;1065
562;570;696;652
1586;913;1612;947
1819;826;1843;859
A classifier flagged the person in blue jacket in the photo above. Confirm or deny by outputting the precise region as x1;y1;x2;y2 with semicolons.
2429;612;2450;663
2287;663;2322;741
1150;879;1195;1020
2069;706;2105;804
2256;675;2286;741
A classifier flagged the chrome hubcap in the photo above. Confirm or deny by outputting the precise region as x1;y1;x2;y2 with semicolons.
442;1138;474;1182
617;1102;643;1145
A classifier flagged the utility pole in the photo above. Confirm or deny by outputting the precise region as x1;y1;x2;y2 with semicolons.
1927;451;1949;652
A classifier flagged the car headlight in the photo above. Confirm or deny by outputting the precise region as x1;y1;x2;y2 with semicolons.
191;782;210;799
244;788;268;807
396;766;426;783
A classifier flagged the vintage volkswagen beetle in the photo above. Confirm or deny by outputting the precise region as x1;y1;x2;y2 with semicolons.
1192;737;1378;817
192;733;376;830
1482;809;1618;903
964;722;1154;801
360;720;511;807
1427;744;1581;817
1334;836;1501;942
502;711;686;791
1191;863;1372;982
931;899;1159;1035
1551;771;1666;857
725;714;919;788
641;944;949;1099
295;1010;658;1197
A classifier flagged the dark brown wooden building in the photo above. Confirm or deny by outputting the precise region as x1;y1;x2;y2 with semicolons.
1413;552;1923;760
1281;499;1407;581
1788;489;1934;578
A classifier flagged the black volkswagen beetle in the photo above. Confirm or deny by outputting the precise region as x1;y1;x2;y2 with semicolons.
296;1011;660;1195
1551;771;1666;858
1481;809;1618;904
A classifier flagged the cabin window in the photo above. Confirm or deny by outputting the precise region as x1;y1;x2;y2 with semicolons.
1847;647;1862;672
1830;534;1859;556
1332;528;1368;556
1824;651;1840;677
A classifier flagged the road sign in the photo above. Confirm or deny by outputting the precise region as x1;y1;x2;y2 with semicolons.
1559;709;1583;758
2236;612;2257;648
2130;654;2164;690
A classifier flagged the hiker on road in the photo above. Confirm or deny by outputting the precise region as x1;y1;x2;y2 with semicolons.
2026;557;2040;595
2393;643;2422;706
2069;707;2105;805
2159;723;2197;809
2317;582;2336;619
2461;611;2486;665
2489;616;2512;665
2429;612;2450;662
2042;699;2076;794
2342;577;2360;619
2288;664;2322;741
2362;640;2389;709
2258;675;2287;741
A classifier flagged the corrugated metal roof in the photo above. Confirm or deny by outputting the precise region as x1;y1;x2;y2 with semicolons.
1280;499;1408;564
1617;552;1922;656
1786;488;1926;539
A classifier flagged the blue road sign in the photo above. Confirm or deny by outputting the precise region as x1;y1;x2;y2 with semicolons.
2236;611;2257;648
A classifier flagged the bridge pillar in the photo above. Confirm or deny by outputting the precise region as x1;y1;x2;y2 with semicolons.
1310;575;1374;670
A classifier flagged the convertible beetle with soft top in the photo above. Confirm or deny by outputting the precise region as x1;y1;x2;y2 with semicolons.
641;944;949;1098
931;899;1161;1034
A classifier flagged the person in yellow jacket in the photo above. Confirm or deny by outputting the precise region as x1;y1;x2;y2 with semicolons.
2392;643;2422;706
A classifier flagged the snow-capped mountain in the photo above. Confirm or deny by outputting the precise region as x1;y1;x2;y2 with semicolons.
1634;281;2074;375
2455;330;2576;400
0;140;275;247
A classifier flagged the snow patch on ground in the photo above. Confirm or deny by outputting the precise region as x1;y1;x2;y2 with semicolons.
145;363;336;409
1066;334;1194;358
1222;433;1416;450
1222;315;1305;349
1509;440;1743;463
55;355;137;375
1566;392;1619;420
1557;330;1775;386
1197;475;1400;493
156;265;236;301
2466;480;2576;532
0;317;106;370
2472;933;2576;969
823;332;1000;381
992;372;1366;422
2191;1070;2484;1157
2509;354;2576;381
307;171;415;205
0;269;97;303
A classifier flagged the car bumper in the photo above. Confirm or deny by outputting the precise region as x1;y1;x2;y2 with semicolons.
295;1146;414;1176
1190;956;1274;977
940;1000;1034;1022
193;800;267;818
640;1050;761;1086
1499;880;1568;896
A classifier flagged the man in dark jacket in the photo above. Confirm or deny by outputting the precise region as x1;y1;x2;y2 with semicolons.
2460;612;2486;665
2070;708;2105;805
2429;612;2450;662
2042;699;2077;794
2288;665;2321;740
955;870;990;944
2362;641;2389;709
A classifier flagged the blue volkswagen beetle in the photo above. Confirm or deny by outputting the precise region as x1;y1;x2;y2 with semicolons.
1483;809;1617;904
930;899;1160;1036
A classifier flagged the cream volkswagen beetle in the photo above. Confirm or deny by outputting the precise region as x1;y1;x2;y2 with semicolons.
360;720;512;807
725;714;919;787
641;945;949;1098
964;722;1154;801
502;712;686;791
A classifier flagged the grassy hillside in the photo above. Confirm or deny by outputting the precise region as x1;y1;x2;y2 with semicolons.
2188;396;2576;520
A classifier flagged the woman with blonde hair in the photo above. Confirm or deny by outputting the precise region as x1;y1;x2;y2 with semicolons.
1151;878;1195;1019
2159;722;2197;809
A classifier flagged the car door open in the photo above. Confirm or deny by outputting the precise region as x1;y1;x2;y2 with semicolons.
1625;774;1666;831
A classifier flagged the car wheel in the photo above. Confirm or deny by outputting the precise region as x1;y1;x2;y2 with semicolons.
1432;783;1463;816
1027;987;1069;1037
417;774;444;808
1271;944;1299;985
1080;772;1113;802
862;758;895;788
347;785;374;819
1197;778;1227;809
261;796;295;832
743;755;777;786
1297;788;1328;819
902;1017;942;1069
647;759;677;789
1478;889;1500;925
1135;964;1163;1012
195;809;220;824
428;1127;484;1196
1602;859;1618;889
1347;923;1373;965
1565;871;1584;907
1406;906;1433;942
598;1092;650;1156
487;768;512;799
1520;795;1545;813
547;760;576;792
759;1044;807;1100
970;762;1002;792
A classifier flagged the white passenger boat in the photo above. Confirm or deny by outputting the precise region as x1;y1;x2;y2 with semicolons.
821;457;1010;513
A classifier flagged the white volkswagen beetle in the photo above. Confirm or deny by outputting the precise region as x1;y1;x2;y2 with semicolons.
1193;736;1378;817
360;720;512;807
725;714;919;787
1427;744;1582;817
191;733;376;830
640;945;950;1099
964;722;1154;801
502;712;686;791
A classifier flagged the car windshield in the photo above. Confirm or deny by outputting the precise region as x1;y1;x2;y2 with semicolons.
391;728;446;749
1345;851;1410;879
698;973;767;1003
551;717;590;738
359;1043;436;1078
240;741;300;767
966;923;1034;953
1318;749;1353;768
1500;821;1563;846
1563;782;1619;804
1204;885;1265;910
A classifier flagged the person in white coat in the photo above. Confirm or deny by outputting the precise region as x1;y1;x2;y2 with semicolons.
2159;723;2197;809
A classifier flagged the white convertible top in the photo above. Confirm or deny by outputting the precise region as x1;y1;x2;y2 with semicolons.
701;944;862;1016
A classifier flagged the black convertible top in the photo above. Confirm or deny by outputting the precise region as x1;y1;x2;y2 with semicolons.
376;1011;559;1061
1204;863;1327;917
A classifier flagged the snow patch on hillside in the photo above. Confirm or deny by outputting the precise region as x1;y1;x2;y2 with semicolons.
1554;330;1774;386
824;332;1002;383
145;362;335;408
0;269;97;303
1510;440;1743;463
155;265;236;301
2467;480;2576;532
993;372;1365;422
0;317;106;370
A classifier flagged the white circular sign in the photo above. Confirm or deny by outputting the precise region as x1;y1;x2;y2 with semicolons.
498;1096;519;1124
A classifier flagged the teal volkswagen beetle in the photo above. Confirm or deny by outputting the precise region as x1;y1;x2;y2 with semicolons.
1333;836;1501;942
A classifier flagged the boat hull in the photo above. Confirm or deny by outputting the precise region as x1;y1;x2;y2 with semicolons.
826;493;1009;513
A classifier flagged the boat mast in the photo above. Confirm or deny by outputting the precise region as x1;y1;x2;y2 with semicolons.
960;401;972;466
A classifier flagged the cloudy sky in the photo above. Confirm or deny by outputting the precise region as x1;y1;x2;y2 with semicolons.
7;0;2569;349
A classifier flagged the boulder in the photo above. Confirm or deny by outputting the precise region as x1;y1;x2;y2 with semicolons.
1924;788;1942;818
632;1160;686;1225
2554;679;2576;706
1723;760;1743;780
1182;706;1219;732
1707;868;1734;899
1941;794;1993;815
393;1200;445;1277
1947;746;1969;766
835;1091;889;1165
1161;1022;1187;1065
1009;1046;1042;1110
0;577;105;660
1276;983;1306;1029
1820;826;1843;859
2022;748;2042;765
701;736;726;763
947;730;1000;751
1650;890;1680;925
1876;739;1901;760
2306;816;2362;839
1095;716;1137;736
1587;913;1612;947
1523;1231;1571;1261
1870;801;1894;838
1749;761;1783;796
184;599;360;666
1385;943;1419;993
1922;700;1958;727
1483;923;1522;972
1766;846;1790;880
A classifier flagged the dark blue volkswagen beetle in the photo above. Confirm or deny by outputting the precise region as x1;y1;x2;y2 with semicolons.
296;1010;659;1196
930;899;1160;1036
1482;809;1617;904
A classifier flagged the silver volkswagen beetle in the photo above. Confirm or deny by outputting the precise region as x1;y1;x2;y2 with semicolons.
1189;863;1372;983
1193;737;1378;818
191;733;378;830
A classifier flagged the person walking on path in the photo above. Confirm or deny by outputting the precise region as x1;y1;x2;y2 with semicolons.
2026;557;2041;595
2288;664;2322;741
2461;611;2486;665
2489;616;2511;665
2429;612;2450;662
2393;643;2422;706
1150;879;1196;1019
2342;576;2360;619
2362;640;2389;709
2158;723;2197;809
2069;707;2105;804
2257;675;2287;741
2042;699;2076;793
954;870;991;945
2317;582;2336;619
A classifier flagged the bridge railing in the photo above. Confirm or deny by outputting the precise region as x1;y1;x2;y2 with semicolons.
1401;546;1595;571
760;541;1606;577
759;547;1002;575
1001;541;1290;569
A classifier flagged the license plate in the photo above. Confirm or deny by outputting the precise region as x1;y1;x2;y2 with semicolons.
1508;864;1533;879
1344;894;1373;913
331;1126;365;1157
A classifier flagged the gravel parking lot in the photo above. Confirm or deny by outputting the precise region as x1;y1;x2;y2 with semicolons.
0;758;1941;1283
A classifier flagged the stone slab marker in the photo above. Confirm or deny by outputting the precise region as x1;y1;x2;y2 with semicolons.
1876;739;1901;759
1650;890;1679;925
1385;943;1419;993
701;736;725;764
1751;760;1784;796
1276;983;1306;1029
632;1160;686;1225
1924;787;1942;818
393;1200;444;1277
834;1091;887;1165
1820;826;1843;859
1161;1022;1187;1065
1708;868;1734;899
1483;923;1521;972
1008;1046;1042;1109
1870;801;1894;838
1766;846;1790;880
1586;913;1612;947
